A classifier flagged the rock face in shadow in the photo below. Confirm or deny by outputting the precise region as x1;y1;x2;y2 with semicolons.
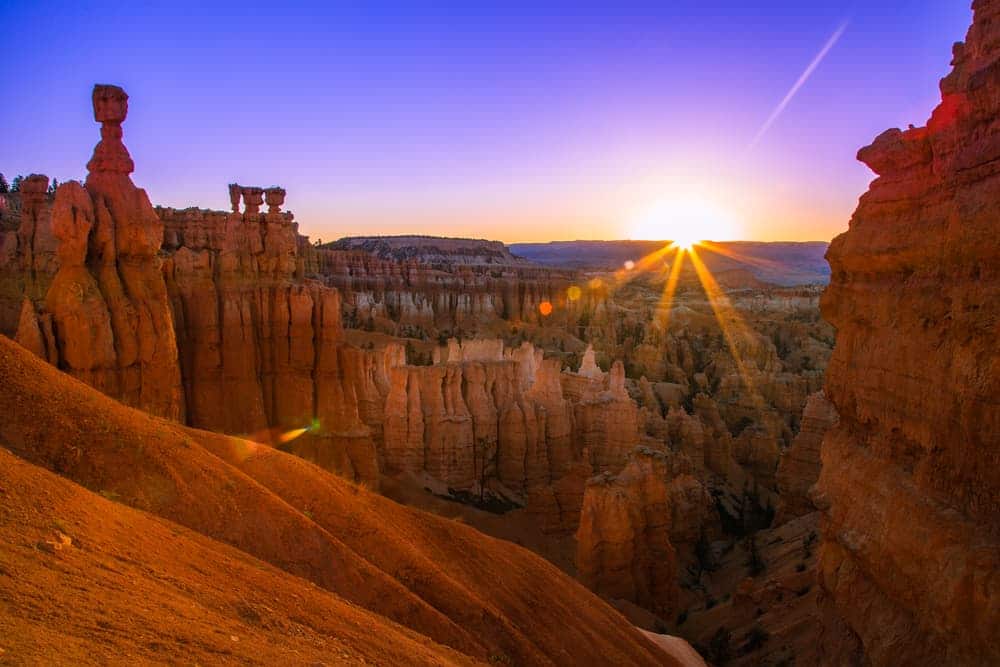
17;85;184;420
817;3;1000;664
576;446;715;617
773;391;836;524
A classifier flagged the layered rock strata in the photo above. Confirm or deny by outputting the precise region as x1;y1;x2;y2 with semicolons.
576;447;715;616
159;196;382;486
774;391;836;524
817;3;1000;663
381;339;641;533
310;246;596;337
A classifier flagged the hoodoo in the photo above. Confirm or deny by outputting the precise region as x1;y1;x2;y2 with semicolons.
19;85;184;420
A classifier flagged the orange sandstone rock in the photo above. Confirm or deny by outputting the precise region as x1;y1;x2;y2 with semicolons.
576;447;714;616
817;2;1000;663
773;391;836;524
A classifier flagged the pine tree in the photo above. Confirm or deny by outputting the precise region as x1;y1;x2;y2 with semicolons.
47;178;60;195
10;175;23;192
0;173;9;193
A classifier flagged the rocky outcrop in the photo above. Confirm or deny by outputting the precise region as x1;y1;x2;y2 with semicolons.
377;339;653;534
774;392;836;524
576;447;715;616
817;3;1000;664
159;195;382;487
3;85;380;486
15;85;184;420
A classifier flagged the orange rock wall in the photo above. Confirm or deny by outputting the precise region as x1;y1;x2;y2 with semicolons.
159;204;382;487
817;2;1000;663
312;248;596;334
380;342;643;533
576;447;715;616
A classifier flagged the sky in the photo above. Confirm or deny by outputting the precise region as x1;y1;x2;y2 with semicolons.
0;1;972;243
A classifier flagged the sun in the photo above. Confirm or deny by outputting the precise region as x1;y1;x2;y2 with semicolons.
627;197;739;249
670;230;700;251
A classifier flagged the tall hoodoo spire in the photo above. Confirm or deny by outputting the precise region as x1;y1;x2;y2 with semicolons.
86;84;135;175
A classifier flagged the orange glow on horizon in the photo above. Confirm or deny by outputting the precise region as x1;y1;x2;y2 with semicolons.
627;196;739;246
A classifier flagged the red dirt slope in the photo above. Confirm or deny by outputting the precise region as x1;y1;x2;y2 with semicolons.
0;449;473;666
0;336;682;665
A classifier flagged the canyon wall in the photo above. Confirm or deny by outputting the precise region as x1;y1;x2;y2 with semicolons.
576;446;715;617
817;1;1000;663
311;247;595;338
159;193;381;487
774;391;836;524
380;341;645;530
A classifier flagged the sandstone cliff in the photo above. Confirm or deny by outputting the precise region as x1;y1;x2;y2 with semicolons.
159;193;381;487
773;391;836;524
380;339;643;533
817;2;1000;663
576;447;715;617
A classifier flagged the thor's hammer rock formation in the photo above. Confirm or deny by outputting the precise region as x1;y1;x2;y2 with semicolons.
18;85;184;419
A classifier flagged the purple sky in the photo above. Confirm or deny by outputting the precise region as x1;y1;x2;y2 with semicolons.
1;1;973;243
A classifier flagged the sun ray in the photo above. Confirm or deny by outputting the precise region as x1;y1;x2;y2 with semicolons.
604;241;679;297
695;240;786;273
687;246;765;410
655;246;686;328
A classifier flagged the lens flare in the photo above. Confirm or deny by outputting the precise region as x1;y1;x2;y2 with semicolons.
567;285;582;301
687;246;764;408
277;427;308;444
539;301;553;316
